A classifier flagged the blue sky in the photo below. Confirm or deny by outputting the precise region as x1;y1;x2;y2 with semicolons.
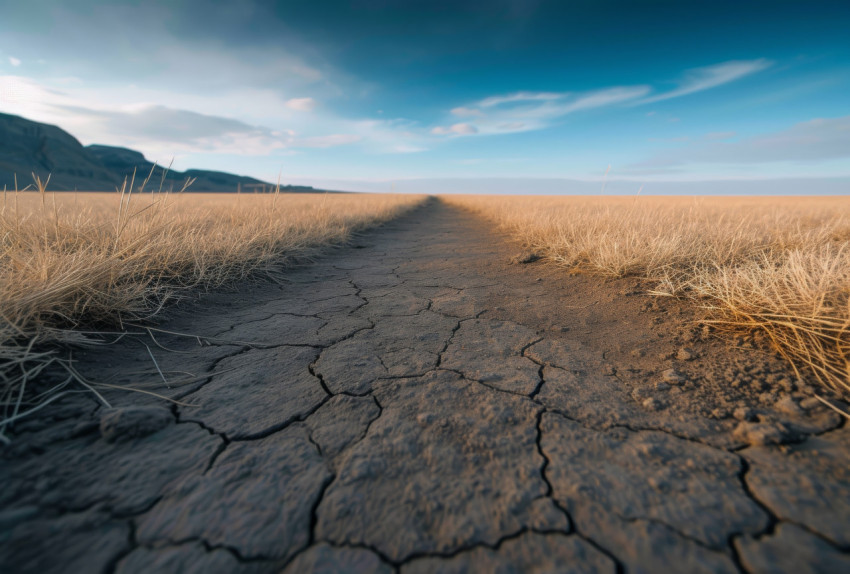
1;0;848;193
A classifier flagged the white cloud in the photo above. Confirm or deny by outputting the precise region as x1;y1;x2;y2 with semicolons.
452;123;478;135
554;86;650;115
435;86;649;137
435;59;771;139
71;105;274;142
479;91;564;108
0;75;373;159
388;144;428;153
8;56;21;67
286;97;316;111
431;123;479;136
0;75;429;158
638;59;772;105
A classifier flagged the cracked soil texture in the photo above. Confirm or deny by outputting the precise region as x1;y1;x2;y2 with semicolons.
2;197;848;573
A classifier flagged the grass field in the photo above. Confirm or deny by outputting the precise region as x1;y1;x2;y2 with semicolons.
444;195;850;395
4;187;849;438
0;183;424;435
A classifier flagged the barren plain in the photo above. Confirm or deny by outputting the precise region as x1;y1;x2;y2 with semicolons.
1;197;849;573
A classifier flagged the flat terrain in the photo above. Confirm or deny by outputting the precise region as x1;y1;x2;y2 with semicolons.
2;198;848;573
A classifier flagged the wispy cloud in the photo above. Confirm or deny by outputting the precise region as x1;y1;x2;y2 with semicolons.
630;116;850;172
435;59;773;139
0;75;364;158
553;87;651;114
431;122;479;136
8;56;21;67
57;104;274;143
638;59;772;104
435;86;649;136
57;103;365;155
285;97;317;112
478;91;564;108
450;107;484;117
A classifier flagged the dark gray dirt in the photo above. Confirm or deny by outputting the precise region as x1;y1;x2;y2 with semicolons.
2;198;848;573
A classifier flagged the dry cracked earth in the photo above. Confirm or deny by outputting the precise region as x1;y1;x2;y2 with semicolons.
2;198;849;573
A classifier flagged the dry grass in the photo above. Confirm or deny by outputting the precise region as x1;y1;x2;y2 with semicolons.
0;177;424;438
444;195;850;395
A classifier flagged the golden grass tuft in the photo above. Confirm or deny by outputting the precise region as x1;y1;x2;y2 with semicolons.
0;176;424;438
443;195;850;395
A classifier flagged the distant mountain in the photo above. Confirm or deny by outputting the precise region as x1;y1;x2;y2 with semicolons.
0;112;118;190
0;112;316;193
85;144;315;193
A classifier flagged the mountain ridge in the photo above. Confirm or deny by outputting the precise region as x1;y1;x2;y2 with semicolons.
0;112;316;193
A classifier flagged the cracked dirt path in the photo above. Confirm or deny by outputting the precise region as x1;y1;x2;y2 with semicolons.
2;198;849;573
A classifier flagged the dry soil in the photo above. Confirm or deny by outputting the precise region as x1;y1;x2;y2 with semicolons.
1;198;848;573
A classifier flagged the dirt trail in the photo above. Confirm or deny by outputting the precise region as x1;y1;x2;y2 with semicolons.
2;198;848;573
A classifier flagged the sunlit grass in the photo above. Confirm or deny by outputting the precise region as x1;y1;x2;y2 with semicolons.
0;175;425;439
444;195;850;396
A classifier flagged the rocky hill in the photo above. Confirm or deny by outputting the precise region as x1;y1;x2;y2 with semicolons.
0;113;315;193
0;113;118;191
